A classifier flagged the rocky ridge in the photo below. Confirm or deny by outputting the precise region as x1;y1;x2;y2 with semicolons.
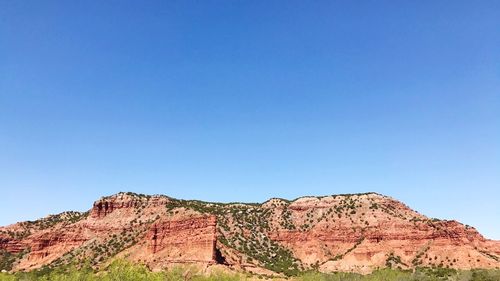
0;192;498;276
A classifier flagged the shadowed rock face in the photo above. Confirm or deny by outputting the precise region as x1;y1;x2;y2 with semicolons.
0;192;499;275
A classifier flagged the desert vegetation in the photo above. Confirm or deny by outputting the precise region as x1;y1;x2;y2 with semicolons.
2;193;498;276
0;261;499;281
165;199;302;276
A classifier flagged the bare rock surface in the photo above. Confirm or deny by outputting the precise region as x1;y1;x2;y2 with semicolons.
0;192;498;275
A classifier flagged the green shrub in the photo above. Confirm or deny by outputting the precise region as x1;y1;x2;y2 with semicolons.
0;265;499;281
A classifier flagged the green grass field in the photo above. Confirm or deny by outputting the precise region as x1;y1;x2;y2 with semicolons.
0;261;498;281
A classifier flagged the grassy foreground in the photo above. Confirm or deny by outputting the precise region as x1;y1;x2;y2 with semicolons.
0;261;498;281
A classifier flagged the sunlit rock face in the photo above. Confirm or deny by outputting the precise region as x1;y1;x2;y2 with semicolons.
0;192;499;274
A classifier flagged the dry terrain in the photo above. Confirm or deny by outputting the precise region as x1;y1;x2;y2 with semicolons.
1;192;499;276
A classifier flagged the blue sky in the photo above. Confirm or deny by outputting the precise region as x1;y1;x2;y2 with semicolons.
0;1;499;239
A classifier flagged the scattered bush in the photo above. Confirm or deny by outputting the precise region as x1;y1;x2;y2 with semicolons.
1;265;498;281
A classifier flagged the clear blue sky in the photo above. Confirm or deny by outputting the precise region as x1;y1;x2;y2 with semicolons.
1;1;499;239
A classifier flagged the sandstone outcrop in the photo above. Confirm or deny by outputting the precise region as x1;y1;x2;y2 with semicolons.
0;192;498;275
120;215;218;271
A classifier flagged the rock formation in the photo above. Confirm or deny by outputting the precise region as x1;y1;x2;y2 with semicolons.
0;192;498;275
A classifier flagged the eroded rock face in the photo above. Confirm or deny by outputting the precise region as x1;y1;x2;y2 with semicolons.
0;236;25;254
91;193;166;218
261;194;499;274
117;215;218;270
21;228;88;268
0;192;499;275
147;216;216;257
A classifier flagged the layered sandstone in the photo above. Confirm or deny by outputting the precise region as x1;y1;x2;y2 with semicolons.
121;214;218;271
0;192;498;275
